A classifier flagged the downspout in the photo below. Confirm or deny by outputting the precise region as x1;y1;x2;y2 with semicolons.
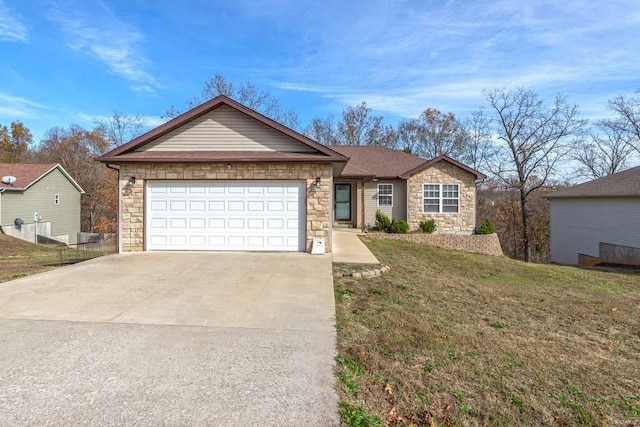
106;163;122;254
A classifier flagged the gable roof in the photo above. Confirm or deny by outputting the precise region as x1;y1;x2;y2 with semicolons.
399;154;486;180
329;146;427;178
0;163;85;193
98;95;347;164
547;166;640;199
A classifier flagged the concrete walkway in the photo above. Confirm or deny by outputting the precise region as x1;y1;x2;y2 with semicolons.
0;252;339;426
332;229;380;264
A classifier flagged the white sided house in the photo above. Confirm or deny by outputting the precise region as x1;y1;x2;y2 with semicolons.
548;166;640;266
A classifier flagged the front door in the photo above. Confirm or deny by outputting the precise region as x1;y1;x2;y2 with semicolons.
334;184;351;221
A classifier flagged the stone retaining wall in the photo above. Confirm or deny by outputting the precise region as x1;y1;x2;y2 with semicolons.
368;232;503;256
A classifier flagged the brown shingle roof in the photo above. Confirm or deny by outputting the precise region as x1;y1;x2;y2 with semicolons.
0;163;85;192
547;166;640;198
329;147;486;180
329;146;427;178
0;163;57;190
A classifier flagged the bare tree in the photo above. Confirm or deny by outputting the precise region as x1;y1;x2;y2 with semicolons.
608;95;640;154
164;73;300;130
463;108;495;173
572;118;634;179
397;108;468;159
94;110;146;149
336;102;396;146
484;87;585;262
304;116;339;146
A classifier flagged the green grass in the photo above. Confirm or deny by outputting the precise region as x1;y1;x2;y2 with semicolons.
334;238;640;426
0;233;110;283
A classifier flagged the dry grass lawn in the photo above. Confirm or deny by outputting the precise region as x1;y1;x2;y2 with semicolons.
0;234;106;283
334;238;640;427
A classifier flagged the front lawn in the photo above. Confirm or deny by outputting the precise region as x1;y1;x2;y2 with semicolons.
334;238;640;426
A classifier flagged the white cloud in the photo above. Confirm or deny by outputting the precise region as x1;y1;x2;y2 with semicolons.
0;1;27;41
261;0;640;120
76;113;166;129
0;92;48;119
48;1;157;92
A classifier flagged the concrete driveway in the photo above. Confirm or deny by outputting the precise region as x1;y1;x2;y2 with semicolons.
0;252;338;426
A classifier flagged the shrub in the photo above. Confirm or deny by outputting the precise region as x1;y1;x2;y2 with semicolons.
388;219;409;234
477;218;496;234
372;210;392;232
419;219;437;234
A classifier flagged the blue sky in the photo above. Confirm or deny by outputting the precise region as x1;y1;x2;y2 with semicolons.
1;0;639;142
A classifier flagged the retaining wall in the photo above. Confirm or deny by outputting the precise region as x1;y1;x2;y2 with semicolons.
367;232;503;256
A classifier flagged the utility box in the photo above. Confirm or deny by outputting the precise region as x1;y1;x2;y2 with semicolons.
311;238;325;255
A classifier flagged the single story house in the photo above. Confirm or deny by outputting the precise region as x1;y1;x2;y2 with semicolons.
0;163;85;244
98;96;484;254
548;166;640;266
328;145;485;233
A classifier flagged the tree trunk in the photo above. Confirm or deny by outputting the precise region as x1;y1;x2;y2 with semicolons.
520;190;532;262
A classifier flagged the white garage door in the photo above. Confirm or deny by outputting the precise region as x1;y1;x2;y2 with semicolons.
146;181;305;251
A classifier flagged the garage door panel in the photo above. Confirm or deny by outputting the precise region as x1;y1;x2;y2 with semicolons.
208;201;225;211
247;201;264;211
150;201;167;211
169;218;186;229
170;201;186;211
228;218;244;229
228;201;244;211
208;218;225;229
147;180;305;251
267;218;284;229
189;218;206;228
169;235;187;246
170;184;186;194
189;200;206;211
247;218;265;229
267;201;284;211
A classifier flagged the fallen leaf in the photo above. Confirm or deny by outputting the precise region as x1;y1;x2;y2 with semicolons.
385;383;394;395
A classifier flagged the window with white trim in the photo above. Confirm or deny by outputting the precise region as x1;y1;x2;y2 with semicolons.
423;184;459;213
377;183;393;206
54;194;60;205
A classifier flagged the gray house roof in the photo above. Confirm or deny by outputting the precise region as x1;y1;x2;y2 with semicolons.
547;166;640;198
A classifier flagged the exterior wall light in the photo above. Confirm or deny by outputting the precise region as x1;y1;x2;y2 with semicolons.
226;164;232;170
315;177;321;188
129;176;136;185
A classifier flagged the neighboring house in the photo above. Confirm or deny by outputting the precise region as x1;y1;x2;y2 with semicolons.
548;166;640;266
98;96;484;254
0;163;85;244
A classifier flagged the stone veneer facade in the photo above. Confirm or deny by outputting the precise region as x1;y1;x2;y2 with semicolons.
406;162;477;234
118;162;333;253
368;233;503;257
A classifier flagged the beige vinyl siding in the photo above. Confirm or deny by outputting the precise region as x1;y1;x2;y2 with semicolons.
138;105;316;153
550;197;640;265
0;170;81;244
363;179;407;226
